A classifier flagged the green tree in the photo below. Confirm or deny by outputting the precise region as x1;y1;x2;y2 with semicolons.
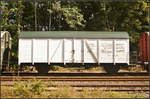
1;1;149;63
21;2;35;31
47;1;86;30
1;1;24;64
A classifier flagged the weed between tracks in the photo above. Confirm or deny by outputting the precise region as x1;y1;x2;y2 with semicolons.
49;65;105;73
1;79;147;98
4;64;147;73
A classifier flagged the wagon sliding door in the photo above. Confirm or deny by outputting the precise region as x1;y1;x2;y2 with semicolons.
64;39;82;63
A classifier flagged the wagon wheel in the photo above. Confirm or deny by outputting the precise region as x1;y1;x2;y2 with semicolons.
145;64;149;72
35;63;49;73
103;65;120;74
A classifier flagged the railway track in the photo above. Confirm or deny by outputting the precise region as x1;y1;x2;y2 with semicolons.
1;76;149;81
1;76;149;92
1;72;148;76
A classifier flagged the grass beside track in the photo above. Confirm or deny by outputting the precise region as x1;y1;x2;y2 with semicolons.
1;86;147;98
1;79;148;98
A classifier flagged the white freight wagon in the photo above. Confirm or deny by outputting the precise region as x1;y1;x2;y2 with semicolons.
19;31;129;73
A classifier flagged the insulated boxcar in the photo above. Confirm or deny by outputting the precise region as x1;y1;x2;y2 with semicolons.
19;31;129;73
139;32;150;71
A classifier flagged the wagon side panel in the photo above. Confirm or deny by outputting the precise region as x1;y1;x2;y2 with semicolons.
141;33;148;62
84;39;98;63
19;39;32;64
74;39;82;63
115;39;129;64
139;35;143;62
64;39;73;63
33;39;48;63
49;39;63;63
99;39;113;63
63;39;82;63
139;32;149;63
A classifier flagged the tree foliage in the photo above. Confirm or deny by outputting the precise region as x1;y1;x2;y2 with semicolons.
47;1;85;30
0;1;149;62
1;1;24;63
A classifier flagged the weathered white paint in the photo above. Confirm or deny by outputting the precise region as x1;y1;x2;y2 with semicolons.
99;40;113;63
74;40;82;63
49;39;63;63
115;40;129;63
84;39;98;63
62;39;65;64
128;40;130;64
33;39;48;63
32;39;34;64
19;39;32;64
47;40;50;64
81;40;84;64
19;38;129;64
64;39;72;63
97;40;100;64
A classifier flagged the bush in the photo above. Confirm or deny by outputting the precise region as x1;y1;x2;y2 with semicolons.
13;79;46;98
48;81;58;86
50;65;64;71
14;81;32;98
30;79;46;94
9;64;19;71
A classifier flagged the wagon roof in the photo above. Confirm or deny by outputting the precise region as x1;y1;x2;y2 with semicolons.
19;31;129;39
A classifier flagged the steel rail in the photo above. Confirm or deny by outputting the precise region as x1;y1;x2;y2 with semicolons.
0;76;149;82
1;76;149;92
1;72;148;76
1;76;149;81
45;89;150;92
1;84;149;87
1;84;149;92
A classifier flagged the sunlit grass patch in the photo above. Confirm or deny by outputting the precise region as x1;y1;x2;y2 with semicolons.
1;80;148;98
